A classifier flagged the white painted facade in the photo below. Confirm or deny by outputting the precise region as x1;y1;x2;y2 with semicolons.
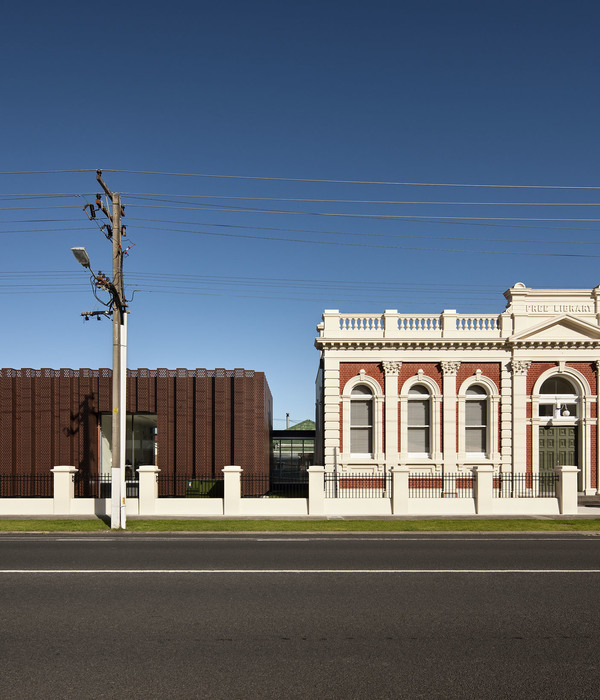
315;283;600;495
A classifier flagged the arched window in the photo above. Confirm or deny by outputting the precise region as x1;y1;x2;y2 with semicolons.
465;385;487;455
350;385;373;455
538;376;578;419
407;385;430;455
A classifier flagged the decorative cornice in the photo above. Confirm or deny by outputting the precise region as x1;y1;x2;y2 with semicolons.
381;361;402;376
440;360;461;376
315;337;600;351
510;360;531;376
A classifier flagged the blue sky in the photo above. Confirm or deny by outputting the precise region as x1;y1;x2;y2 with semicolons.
1;0;599;426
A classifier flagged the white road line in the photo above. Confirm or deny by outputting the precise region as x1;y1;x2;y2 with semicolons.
0;569;600;574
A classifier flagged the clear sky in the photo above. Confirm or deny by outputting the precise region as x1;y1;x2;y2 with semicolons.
1;0;599;427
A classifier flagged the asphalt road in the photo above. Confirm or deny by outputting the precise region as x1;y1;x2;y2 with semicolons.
1;533;599;699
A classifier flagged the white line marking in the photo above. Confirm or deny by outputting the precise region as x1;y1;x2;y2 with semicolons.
0;569;599;574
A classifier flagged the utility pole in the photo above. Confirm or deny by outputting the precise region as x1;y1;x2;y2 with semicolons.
109;189;127;529
76;170;128;529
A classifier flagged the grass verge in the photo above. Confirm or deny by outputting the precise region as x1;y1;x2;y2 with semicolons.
0;518;599;532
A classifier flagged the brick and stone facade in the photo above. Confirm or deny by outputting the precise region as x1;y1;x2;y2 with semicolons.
315;283;600;495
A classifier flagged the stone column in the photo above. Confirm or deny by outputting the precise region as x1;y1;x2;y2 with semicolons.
51;466;78;515
137;465;160;515
441;361;460;472
308;466;325;515
555;465;580;515
391;466;409;514
222;465;242;516
511;360;531;473
472;465;494;515
382;361;401;470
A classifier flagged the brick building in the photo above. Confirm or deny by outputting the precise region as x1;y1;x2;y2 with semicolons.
0;368;272;479
315;283;600;495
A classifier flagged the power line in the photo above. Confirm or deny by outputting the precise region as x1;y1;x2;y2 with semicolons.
0;169;96;175
2;166;599;190
125;217;600;246
121;222;600;257
124;200;600;223
100;169;600;190
121;193;600;206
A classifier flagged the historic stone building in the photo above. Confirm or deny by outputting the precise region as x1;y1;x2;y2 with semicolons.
315;283;600;494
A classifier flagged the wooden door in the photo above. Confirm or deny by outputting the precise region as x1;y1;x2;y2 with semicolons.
539;425;577;473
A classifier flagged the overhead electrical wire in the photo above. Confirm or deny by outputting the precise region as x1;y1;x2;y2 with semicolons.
1;166;600;189
120;222;600;258
94;169;600;190
125;217;600;246
123;199;600;223
121;193;600;206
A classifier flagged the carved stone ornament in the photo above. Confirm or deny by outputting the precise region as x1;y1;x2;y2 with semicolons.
510;360;531;376
440;360;461;376
381;361;402;376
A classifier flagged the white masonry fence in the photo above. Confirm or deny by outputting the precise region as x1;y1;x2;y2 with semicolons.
0;464;580;517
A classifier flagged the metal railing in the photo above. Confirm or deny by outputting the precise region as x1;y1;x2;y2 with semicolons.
0;475;54;498
74;474;139;499
493;472;557;498
242;473;308;498
157;475;224;498
324;473;392;498
409;473;473;498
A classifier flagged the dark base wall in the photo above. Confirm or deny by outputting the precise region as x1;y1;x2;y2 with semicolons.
0;368;272;478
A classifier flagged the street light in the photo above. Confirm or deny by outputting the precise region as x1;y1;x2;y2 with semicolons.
71;247;91;269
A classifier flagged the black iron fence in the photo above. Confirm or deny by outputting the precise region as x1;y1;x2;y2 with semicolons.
409;473;474;498
0;475;54;498
324;473;392;498
242;472;308;498
74;474;139;499
157;475;224;498
493;472;557;498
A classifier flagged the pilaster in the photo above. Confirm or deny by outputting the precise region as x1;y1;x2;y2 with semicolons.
511;360;531;473
382;361;401;469
441;360;460;471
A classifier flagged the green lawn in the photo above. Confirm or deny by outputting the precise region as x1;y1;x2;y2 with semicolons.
0;518;599;532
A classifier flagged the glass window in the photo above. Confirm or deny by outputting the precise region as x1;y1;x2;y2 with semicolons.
465;385;487;454
350;385;373;455
100;413;158;478
538;377;578;419
408;385;430;455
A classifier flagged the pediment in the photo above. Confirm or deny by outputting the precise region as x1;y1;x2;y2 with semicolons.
510;315;600;343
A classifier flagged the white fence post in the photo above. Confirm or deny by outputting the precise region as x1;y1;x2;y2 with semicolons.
51;466;78;515
308;466;325;515
472;465;494;514
391;466;409;514
222;465;242;515
555;465;580;515
137;465;160;515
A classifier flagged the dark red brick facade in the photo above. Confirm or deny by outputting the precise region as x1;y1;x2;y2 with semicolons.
0;368;272;478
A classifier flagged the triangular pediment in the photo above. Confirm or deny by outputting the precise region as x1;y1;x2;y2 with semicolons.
510;314;600;343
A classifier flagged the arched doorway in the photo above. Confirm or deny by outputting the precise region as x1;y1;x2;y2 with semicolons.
537;376;578;478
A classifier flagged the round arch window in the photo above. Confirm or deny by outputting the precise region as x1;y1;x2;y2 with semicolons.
350;385;373;455
538;376;578;419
